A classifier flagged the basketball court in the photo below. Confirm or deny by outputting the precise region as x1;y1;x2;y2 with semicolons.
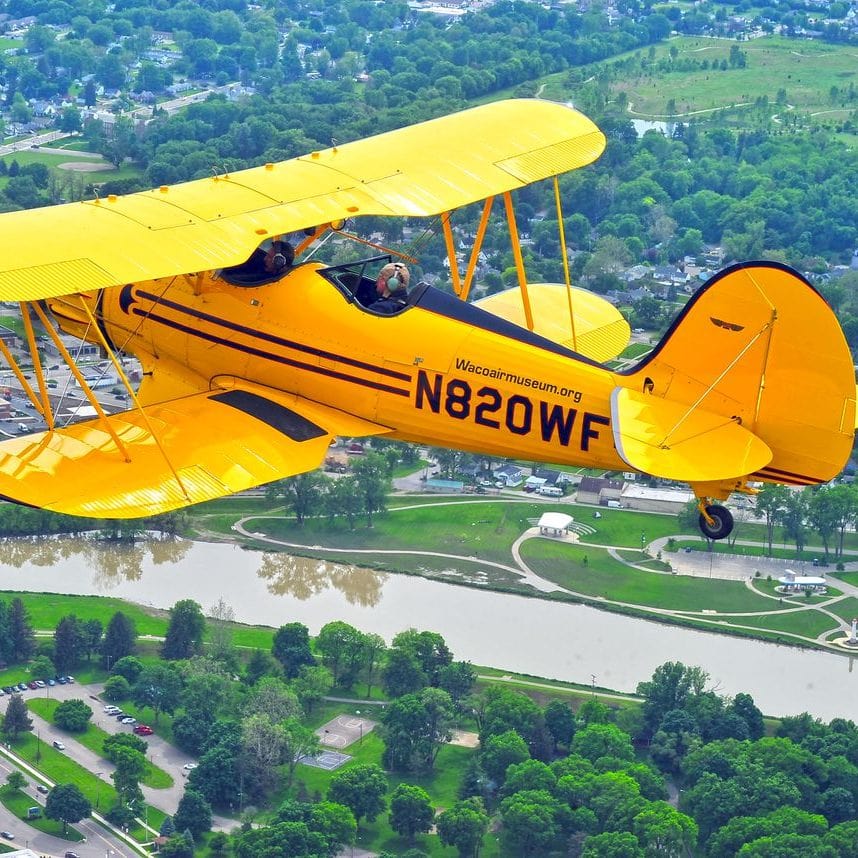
317;714;377;748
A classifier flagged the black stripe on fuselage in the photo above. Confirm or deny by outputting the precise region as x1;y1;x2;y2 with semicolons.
135;288;412;383
754;465;822;485
210;390;328;440
130;308;411;398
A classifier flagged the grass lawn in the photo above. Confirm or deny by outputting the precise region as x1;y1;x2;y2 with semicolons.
26;698;173;789
0;785;83;841
521;539;775;612
712;609;839;639
242;501;552;566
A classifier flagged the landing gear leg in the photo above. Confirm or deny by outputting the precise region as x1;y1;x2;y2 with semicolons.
697;500;734;540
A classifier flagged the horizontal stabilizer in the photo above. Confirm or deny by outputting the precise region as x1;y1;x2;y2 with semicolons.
0;389;388;519
611;387;772;482
474;284;631;362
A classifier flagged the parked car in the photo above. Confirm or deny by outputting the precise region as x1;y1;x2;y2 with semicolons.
64;852;80;858
52;740;65;750
183;762;198;771
16;683;27;692
120;717;137;725
34;680;45;688
26;681;37;689
56;676;68;685
46;679;55;686
1;686;12;694
134;725;153;736
36;785;49;794
0;830;13;839
64;675;74;683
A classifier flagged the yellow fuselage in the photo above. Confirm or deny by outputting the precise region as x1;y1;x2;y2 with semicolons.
91;262;627;472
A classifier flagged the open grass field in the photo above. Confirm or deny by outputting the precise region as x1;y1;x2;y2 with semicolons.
538;34;858;136
521;539;775;612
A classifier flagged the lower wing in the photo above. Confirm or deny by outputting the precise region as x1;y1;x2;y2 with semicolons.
0;388;389;519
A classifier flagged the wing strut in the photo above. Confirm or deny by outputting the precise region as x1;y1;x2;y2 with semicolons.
77;295;194;506
459;197;494;303
554;176;579;353
441;212;462;297
503;191;534;331
20;302;55;431
30;301;132;462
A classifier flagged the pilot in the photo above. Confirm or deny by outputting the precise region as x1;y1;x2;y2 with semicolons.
263;240;295;275
370;262;410;314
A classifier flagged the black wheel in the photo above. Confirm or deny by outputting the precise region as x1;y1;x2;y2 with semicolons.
698;504;733;540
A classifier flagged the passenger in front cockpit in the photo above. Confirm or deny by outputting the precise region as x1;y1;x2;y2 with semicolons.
369;262;410;314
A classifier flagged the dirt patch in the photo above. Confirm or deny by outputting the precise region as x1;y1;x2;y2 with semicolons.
449;729;479;748
58;161;115;172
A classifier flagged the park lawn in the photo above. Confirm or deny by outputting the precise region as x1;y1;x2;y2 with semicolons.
244;501;551;565
0;785;83;841
620;342;653;359
712;609;840;640
577;508;691;547
597;35;858;121
27;698;173;789
1;591;165;637
749;578;841;603
823;597;858;626
521;540;775;612
7;730;120;812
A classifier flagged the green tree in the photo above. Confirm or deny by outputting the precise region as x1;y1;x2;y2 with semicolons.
351;452;390;525
173;789;212;838
271;622;315;679
437;797;489;857
544;700;576;750
29;655;55;682
292;664;334;714
45;783;91;833
755;485;788;556
581;831;645;857
103;674;131;701
382;648;427;698
9;598;35;662
316;621;367;687
499;788;561;853
633;801;697;856
53;699;92;733
328;763;387;825
275;471;329;524
101;611;137;668
53;615;84;674
480;729;530;785
283;718;321;787
5;770;26;791
112;655;143;683
2;693;32;740
572;723;636;763
111;745;147;807
161;600;205;660
389;783;433;844
133;664;183;722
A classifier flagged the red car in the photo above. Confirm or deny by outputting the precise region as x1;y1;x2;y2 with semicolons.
133;725;153;736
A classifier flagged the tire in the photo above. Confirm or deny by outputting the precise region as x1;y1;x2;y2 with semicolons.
698;504;734;540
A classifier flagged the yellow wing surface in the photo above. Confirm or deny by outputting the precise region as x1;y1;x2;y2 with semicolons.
0;388;388;518
475;284;631;363
0;100;605;302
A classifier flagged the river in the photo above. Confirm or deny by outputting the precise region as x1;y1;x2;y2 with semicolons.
1;535;856;721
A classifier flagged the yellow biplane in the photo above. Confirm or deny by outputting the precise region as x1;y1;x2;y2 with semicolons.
0;99;853;540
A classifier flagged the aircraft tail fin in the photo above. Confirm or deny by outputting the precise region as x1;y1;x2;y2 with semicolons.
615;262;855;488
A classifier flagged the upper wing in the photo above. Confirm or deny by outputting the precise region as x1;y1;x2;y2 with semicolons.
0;99;604;302
474;284;631;363
0;388;390;518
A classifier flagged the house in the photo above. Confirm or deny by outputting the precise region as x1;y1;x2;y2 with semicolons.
576;476;624;505
620;484;694;514
493;464;524;487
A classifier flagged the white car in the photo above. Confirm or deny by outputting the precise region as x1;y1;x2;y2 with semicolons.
104;706;120;714
183;762;198;771
119;717;137;725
